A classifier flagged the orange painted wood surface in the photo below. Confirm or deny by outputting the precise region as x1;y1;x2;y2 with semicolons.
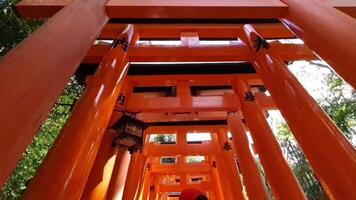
83;43;316;63
244;24;356;199
23;46;130;199
0;0;108;188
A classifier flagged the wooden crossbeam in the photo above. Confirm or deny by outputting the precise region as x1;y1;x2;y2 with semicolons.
330;0;356;18
107;74;274;124
126;74;262;87
15;0;356;19
151;163;211;173
145;125;227;134
107;76;275;124
158;182;212;193
123;93;275;113
16;0;287;19
83;43;316;64
129;43;316;62
144;143;219;156
151;172;211;176
128;44;251;63
125;94;240;112
137;112;231;123
99;24;295;39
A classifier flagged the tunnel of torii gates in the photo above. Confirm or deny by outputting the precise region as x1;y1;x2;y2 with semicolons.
1;0;356;200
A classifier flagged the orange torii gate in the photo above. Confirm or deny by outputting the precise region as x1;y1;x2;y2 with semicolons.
0;0;355;199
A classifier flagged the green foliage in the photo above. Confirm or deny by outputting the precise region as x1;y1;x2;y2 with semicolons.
0;0;52;198
0;1;354;199
271;62;355;199
186;156;205;163
0;1;86;198
0;0;67;198
0;0;43;57
275;71;356;197
254;158;274;199
0;1;83;197
151;134;177;144
276;126;323;200
0;78;84;200
319;73;356;140
275;123;293;141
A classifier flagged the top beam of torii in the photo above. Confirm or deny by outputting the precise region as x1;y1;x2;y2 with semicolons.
15;0;356;19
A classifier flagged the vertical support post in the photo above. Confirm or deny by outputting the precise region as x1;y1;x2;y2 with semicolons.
0;0;112;187
180;173;187;189
227;113;268;200
233;79;306;200
181;32;200;47
178;129;187;150
136;158;152;200
106;148;131;200
216;128;245;200
122;152;147;200
280;0;356;88
177;80;192;108
209;170;224;200
23;25;135;200
157;192;163;200
108;81;133;127
139;164;152;200
81;130;117;200
177;155;185;165
243;24;356;199
209;153;234;200
148;175;159;200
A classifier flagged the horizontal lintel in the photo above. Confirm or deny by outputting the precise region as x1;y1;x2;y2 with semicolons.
15;0;356;19
16;0;287;19
83;43;317;64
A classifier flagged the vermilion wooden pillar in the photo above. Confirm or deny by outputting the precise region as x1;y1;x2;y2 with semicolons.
210;155;234;200
179;172;187;191
227;113;268;200
233;79;306;200
216;128;245;200
177;80;192;108
209;170;224;200
157;192;163;200
122;152;147;200
106;148;131;200
139;168;152;200
80;130;117;200
281;0;356;88
23;25;134;199
0;0;110;187
137;158;152;200
148;175;159;200
243;24;356;199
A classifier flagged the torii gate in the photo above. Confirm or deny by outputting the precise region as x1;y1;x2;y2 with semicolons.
0;0;356;199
